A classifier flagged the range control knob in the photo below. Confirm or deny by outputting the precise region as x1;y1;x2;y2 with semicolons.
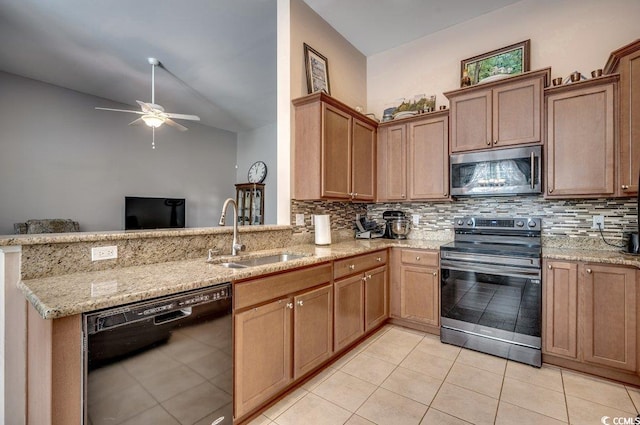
527;220;537;228
457;219;464;226
516;220;524;227
467;219;473;226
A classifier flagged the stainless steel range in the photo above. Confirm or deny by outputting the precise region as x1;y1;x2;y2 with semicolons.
439;217;542;367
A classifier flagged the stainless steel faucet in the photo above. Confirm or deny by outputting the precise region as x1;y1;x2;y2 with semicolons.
219;198;246;256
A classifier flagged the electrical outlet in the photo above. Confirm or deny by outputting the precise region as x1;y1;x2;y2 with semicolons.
592;215;605;230
412;214;420;225
295;213;305;226
91;246;118;261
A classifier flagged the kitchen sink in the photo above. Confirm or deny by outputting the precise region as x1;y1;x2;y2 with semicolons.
219;253;308;269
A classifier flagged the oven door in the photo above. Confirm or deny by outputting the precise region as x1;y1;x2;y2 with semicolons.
450;146;542;197
440;255;542;350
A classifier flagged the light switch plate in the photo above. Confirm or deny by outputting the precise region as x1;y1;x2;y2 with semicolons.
412;214;420;225
91;246;118;261
295;214;305;226
592;215;605;229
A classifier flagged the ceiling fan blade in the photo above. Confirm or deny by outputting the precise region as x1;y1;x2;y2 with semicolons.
164;118;188;131
136;100;154;113
165;112;201;121
128;117;144;126
95;107;145;115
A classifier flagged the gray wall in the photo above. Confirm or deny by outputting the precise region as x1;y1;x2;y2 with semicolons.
0;72;238;234
236;122;277;224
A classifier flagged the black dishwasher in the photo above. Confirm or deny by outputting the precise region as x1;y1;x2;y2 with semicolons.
82;282;232;425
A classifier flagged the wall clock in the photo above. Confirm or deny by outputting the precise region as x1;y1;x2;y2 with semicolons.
248;161;267;183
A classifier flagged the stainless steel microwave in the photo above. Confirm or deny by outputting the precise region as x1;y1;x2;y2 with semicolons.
450;146;542;197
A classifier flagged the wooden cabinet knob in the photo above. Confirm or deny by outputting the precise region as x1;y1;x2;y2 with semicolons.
549;188;554;193
586;268;592;274
486;141;491;146
348;264;355;270
548;264;552;269
286;302;293;309
367;274;372;280
432;272;437;276
622;185;629;190
362;276;367;282
443;192;448;197
494;140;498;145
416;256;421;261
297;300;304;306
376;257;382;262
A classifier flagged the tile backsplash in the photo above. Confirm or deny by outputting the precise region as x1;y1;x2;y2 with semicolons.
292;197;638;248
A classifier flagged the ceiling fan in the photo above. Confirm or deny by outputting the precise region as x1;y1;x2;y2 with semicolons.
95;58;200;147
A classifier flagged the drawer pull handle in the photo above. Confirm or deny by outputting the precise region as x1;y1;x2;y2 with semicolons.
486;141;491;146
297;300;304;306
548;264;552;269
622;185;629;190
362;276;367;282
433;272;437;276
586;268;592;274
416;256;421;261
349;264;355;270
494;140;498;145
286;302;293;309
367;274;372;280
376;257;382;262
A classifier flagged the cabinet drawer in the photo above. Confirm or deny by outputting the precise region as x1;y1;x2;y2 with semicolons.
235;263;332;310
334;250;387;279
400;249;438;267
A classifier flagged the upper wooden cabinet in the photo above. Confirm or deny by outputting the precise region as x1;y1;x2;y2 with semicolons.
292;93;377;201
444;68;549;153
545;76;618;198
605;39;640;196
377;111;449;201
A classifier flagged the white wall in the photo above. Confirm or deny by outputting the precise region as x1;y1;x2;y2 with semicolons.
367;0;640;118
236;123;278;224
0;72;238;234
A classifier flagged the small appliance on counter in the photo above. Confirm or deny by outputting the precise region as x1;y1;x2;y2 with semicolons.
383;210;412;239
355;216;384;239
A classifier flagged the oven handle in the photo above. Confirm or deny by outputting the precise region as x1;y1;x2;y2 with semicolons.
531;151;535;189
441;260;541;280
441;251;540;268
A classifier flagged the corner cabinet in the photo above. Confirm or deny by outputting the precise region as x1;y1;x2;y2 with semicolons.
543;259;638;383
293;93;377;201
444;68;549;153
545;75;619;198
605;39;640;196
377;111;449;201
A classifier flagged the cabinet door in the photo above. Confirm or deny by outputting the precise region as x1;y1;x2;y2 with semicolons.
334;274;365;351
365;266;388;332
619;48;640;195
293;284;333;379
400;265;439;326
543;261;578;359
352;118;376;201
379;123;407;201
493;77;542;147
408;116;449;200
322;103;352;199
546;82;616;197
450;90;492;152
581;264;637;371
234;298;292;418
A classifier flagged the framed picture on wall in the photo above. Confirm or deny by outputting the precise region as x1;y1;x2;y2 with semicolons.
461;40;530;86
304;43;331;95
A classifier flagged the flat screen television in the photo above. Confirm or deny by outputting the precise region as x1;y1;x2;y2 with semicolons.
125;197;186;230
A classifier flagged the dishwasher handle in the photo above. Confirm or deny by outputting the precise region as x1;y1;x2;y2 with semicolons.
154;308;192;325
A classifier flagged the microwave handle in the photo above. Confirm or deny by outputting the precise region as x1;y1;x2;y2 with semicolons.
531;151;535;189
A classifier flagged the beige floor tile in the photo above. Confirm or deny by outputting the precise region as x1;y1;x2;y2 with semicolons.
381;366;442;405
138;363;206;402
312;370;377;412
89;383;158;425
413;335;461;360
210;369;233;395
121;348;182;381
263;387;308;420
400;348;455;380
186;348;232;380
362;327;423;364
247;414;274;425
444;362;503;399
273;392;352;425
332;345;364;369
431;382;498;425
302;366;337;391
505;361;564;392
562;370;636;413
193;402;232;425
356;387;428;425
495;401;567;425
344;414;376;425
456;348;507;375
566;395;638;425
501;377;568;422
340;352;396;386
159;331;217;364
627;387;640;412
87;363;137;407
420;408;473;424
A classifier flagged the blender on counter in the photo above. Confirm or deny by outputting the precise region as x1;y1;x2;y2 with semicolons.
383;210;412;239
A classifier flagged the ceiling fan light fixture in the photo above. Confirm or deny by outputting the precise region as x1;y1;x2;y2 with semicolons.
142;115;164;128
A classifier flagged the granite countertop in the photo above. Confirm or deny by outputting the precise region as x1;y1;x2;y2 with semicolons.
19;239;445;320
543;247;640;267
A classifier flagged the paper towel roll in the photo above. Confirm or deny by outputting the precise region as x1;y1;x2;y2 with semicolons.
314;214;331;245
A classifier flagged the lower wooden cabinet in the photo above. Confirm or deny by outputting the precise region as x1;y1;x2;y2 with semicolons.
334;274;365;351
390;249;440;328
365;265;388;331
543;260;637;374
